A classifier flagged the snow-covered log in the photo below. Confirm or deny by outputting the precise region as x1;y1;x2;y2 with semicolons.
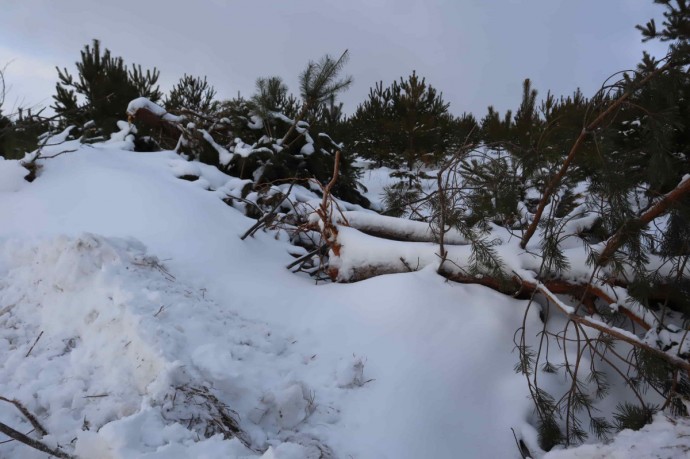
339;211;468;244
319;224;656;329
126;99;182;141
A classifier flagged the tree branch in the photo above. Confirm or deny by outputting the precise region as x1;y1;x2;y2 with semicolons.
598;175;690;266
520;59;674;249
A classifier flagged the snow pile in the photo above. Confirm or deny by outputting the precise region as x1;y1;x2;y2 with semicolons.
0;234;333;457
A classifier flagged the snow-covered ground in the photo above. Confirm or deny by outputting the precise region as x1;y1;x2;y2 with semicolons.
1;145;689;458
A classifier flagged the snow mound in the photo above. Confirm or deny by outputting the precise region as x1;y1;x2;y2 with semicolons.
0;145;554;458
127;97;185;123
0;234;334;458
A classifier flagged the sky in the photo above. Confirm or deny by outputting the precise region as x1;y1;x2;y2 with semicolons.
0;0;669;119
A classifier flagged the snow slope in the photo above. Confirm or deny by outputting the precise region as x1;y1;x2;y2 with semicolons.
3;146;682;458
0;147;542;458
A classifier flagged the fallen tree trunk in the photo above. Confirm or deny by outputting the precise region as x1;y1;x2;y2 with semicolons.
127;105;182;146
339;211;468;244
318;225;653;331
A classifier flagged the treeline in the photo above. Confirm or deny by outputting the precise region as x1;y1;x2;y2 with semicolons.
5;33;682;207
0;5;688;267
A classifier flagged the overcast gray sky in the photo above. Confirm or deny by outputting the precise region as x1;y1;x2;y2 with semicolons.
0;0;668;119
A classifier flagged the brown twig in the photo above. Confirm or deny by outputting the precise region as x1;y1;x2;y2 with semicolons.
0;396;48;437
535;283;690;373
0;421;72;458
24;331;43;358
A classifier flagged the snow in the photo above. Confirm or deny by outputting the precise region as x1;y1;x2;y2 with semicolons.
200;129;233;166
0;158;28;192
341;210;468;244
233;139;258;158
3;142;683;458
355;161;438;213
0;145;542;458
545;414;690;458
299;143;315;156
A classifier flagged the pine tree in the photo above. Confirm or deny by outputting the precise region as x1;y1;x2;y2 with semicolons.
164;74;219;115
0;112;12;158
280;50;353;147
0;109;51;160
348;71;453;169
52;39;161;135
480;105;512;147
512;78;541;152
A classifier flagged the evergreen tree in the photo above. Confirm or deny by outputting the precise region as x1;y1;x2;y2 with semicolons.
0;112;12;158
164;74;219;115
52;39;161;135
479;105;512;146
512;78;541;151
349;71;453;168
280;50;353;147
0;108;51;160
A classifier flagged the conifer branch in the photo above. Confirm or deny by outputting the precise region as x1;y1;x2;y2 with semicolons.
520;59;675;249
597;174;690;266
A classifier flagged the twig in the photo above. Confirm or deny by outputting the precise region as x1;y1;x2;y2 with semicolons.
598;175;690;266
0;396;48;437
36;148;79;160
511;427;533;459
240;182;295;240
25;331;43;358
0;421;73;458
535;283;690;373
286;245;326;270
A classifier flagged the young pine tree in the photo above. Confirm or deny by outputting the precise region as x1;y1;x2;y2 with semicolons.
52;39;161;135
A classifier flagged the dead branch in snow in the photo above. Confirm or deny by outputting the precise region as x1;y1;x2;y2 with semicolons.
309;150;345;278
0;396;48;437
241;182;296;240
24;331;43;358
0;396;73;458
